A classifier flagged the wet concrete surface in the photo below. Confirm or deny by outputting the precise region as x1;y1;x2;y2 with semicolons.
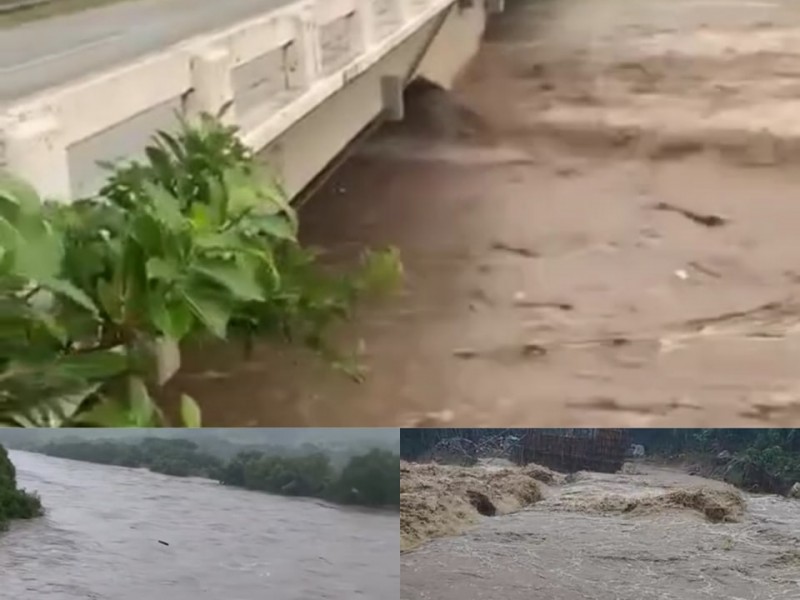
172;0;800;427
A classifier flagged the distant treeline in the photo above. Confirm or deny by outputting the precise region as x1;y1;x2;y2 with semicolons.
0;429;398;467
0;444;43;531
631;429;800;457
632;429;800;494
33;438;400;509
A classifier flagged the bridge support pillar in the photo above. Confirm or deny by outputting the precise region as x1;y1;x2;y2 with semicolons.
381;75;405;121
486;0;505;14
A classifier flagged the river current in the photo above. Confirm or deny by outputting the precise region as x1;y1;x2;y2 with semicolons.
0;450;399;600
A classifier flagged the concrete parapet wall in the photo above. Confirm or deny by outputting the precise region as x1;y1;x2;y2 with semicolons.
0;0;497;201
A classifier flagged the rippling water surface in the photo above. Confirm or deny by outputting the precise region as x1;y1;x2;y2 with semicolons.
402;465;800;600
0;451;399;600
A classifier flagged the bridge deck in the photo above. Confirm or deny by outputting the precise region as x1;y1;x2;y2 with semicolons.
0;0;297;103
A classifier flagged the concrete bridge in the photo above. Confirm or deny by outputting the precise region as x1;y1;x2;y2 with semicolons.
0;0;502;202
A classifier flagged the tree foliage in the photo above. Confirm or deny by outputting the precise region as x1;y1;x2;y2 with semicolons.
0;115;401;427
633;429;800;493
631;429;800;457
0;444;42;531
328;448;400;507
37;437;223;477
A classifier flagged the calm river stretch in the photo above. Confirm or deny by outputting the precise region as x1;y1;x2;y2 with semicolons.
0;451;399;600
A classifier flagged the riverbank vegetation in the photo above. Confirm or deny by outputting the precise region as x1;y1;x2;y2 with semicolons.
0;444;42;531
633;429;800;495
0;114;401;427
31;437;400;509
399;428;800;496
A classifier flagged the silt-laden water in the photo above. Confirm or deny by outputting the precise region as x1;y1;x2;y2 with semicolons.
0;451;399;600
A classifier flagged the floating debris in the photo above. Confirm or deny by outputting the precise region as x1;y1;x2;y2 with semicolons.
653;202;728;228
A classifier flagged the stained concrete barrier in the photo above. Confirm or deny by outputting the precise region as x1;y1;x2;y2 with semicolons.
0;0;501;202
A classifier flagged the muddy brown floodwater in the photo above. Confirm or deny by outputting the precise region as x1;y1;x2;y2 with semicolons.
401;463;800;600
0;451;399;600
171;0;800;426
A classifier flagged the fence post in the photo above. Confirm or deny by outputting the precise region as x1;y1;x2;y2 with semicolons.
355;0;377;51
288;5;322;90
186;46;237;124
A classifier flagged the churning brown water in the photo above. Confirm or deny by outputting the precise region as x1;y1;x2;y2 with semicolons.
401;465;800;600
171;0;800;427
0;451;399;600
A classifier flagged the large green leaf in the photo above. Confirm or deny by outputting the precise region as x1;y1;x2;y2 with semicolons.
257;173;297;229
180;394;201;428
147;292;194;340
247;214;297;241
0;215;17;252
121;242;149;323
155;130;186;163
10;220;64;282
203;174;227;227
179;286;231;338
2;382;101;427
194;230;242;251
42;277;98;315
224;168;264;216
145;146;175;188
0;174;43;221
96;278;123;321
190;257;264;302
189;202;214;233
52;347;129;381
74;395;159;427
143;182;183;231
146;257;180;282
127;376;157;427
130;213;163;254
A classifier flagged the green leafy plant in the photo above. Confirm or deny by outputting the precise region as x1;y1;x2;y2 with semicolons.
0;114;401;427
0;443;42;530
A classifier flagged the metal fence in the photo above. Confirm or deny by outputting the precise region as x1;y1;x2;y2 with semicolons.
512;429;630;474
401;428;631;474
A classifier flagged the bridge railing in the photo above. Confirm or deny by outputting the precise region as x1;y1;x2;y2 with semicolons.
0;0;459;200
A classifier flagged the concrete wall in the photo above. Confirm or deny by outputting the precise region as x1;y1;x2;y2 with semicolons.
262;0;496;198
0;0;497;202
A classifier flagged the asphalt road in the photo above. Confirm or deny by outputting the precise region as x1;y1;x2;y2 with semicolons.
0;0;296;103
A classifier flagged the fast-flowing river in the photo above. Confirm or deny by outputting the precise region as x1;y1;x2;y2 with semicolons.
0;450;399;600
402;464;800;599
